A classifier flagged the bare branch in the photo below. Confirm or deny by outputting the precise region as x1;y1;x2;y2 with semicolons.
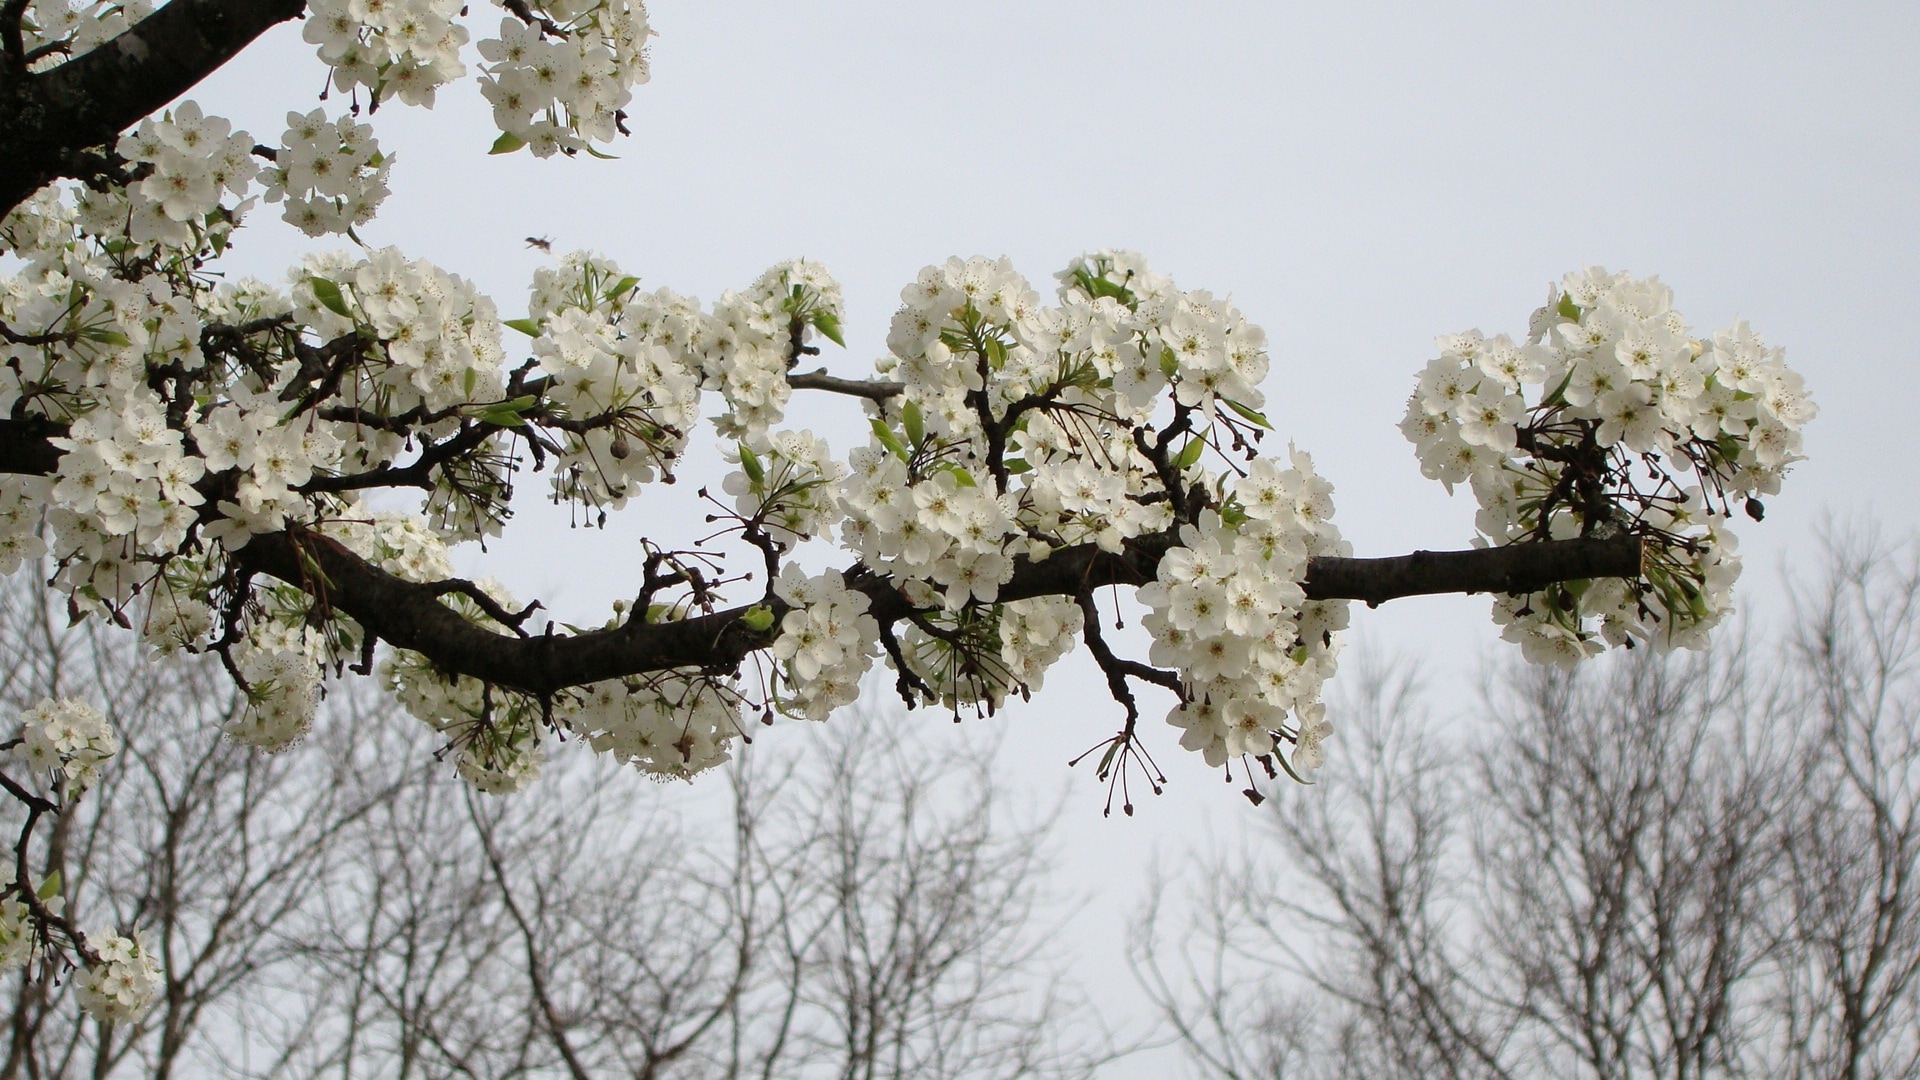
786;368;904;403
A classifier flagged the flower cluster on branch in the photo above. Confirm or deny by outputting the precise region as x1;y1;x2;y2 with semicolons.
1403;268;1814;665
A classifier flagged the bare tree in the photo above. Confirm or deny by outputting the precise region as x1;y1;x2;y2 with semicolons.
1140;533;1920;1080
0;575;420;1079
274;705;1101;1080
0;568;1099;1078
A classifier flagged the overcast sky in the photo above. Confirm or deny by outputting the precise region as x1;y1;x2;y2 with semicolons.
194;2;1920;1073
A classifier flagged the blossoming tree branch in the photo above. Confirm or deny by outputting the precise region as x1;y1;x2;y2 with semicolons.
0;0;1813;1020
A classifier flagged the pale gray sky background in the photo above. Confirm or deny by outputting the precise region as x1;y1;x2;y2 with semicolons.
194;3;1920;1074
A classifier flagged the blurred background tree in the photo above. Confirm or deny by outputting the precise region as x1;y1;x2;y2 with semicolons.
1138;531;1920;1080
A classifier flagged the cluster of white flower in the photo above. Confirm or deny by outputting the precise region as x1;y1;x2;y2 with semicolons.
560;672;740;779
0;482;47;575
304;0;468;108
995;595;1084;694
15;0;154;70
95;101;259;252
724;431;845;551
265;110;392;237
478;0;653;157
385;657;547;792
50;402;204;551
325;511;457;582
842;456;1022;611
0;886;159;1024
12;698;118;796
770;567;880;720
74;931;162;1025
225;626;326;752
1403;268;1813;663
533;306;701;511
294;248;513;536
297;248;509;417
700;260;843;440
1137;451;1349;773
0;896;38;972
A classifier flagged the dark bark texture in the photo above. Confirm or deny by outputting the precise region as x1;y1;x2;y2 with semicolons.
0;0;306;217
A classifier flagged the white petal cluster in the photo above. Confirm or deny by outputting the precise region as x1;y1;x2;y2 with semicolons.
379;578;547;790
101;101;258;252
559;673;739;779
304;0;468;108
12;698;118;797
224;626;325;752
1404;269;1814;663
534;309;700;512
477;0;653;157
1138;451;1349;772
52;401;205;550
771;566;881;720
700;259;843;441
724;431;846;551
0;896;41;972
265;110;392;238
996;595;1084;693
15;0;154;69
74;931;163;1025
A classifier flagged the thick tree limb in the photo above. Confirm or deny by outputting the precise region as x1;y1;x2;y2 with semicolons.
0;416;66;475
235;525;1643;699
1303;536;1644;608
0;0;307;216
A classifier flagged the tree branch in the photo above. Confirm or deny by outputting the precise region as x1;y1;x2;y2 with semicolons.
785;369;903;403
0;417;1645;695
233;523;1642;699
1303;536;1644;608
0;0;308;216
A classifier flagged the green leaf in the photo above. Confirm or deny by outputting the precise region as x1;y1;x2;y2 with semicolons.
1174;437;1205;470
1159;347;1180;380
945;465;977;488
489;131;526;155
583;143;620;160
1003;457;1031;475
902;400;925;447
608;276;641;300
738;443;765;485
464;368;478;398
741;605;776;633
80;328;131;347
478;406;528;428
1224;398;1273;430
811;310;846;348
307;277;353;319
37;872;60;900
503;318;542;337
1540;368;1576;409
871;418;909;461
1557;293;1582;322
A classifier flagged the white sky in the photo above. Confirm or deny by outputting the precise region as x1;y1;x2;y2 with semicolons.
193;2;1920;1074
